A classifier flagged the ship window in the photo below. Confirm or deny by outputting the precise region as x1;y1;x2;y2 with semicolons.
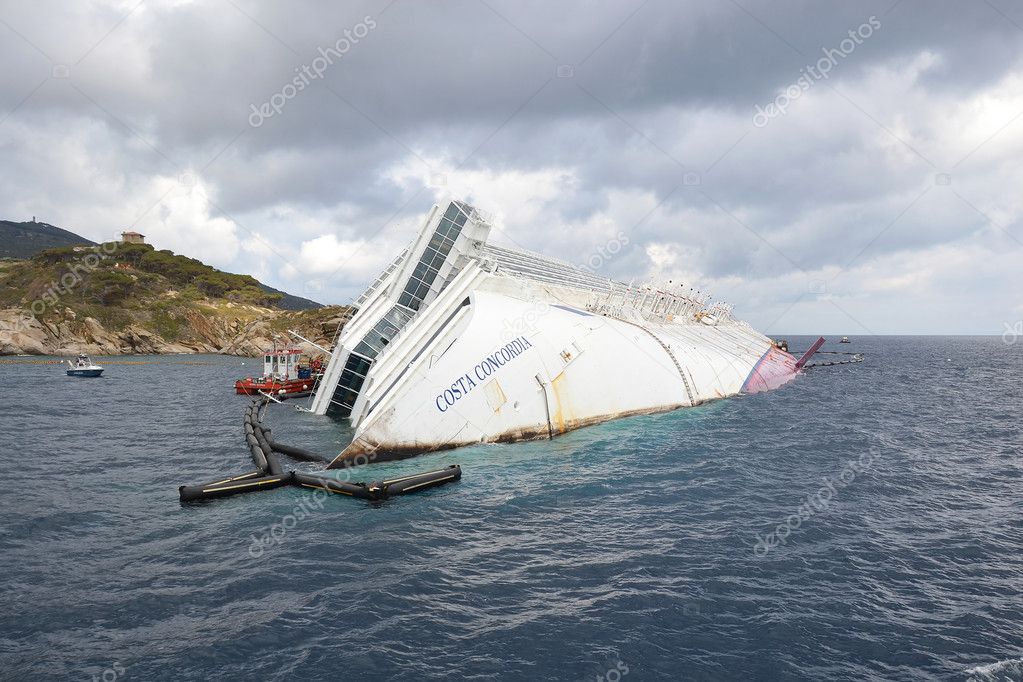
384;305;411;326
443;202;461;221
329;356;372;417
326;296;426;418
438;217;463;238
353;339;379;358
348;355;371;376
400;230;455;308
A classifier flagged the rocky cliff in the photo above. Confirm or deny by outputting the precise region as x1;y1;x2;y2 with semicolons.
0;304;347;357
0;241;348;357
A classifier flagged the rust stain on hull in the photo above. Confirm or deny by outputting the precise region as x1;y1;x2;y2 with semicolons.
328;400;716;468
549;372;571;434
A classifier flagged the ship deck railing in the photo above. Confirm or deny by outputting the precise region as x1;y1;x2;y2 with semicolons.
589;287;735;326
352;245;410;311
476;242;734;326
480;243;620;294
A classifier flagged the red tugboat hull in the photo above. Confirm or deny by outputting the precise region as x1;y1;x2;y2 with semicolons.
236;346;323;398
234;377;314;398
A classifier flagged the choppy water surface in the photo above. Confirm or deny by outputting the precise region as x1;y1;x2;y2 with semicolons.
0;336;1020;681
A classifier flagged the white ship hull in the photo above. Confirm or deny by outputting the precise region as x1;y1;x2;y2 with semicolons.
311;201;800;466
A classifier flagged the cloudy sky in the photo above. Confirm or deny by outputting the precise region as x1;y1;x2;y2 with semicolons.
2;0;1021;334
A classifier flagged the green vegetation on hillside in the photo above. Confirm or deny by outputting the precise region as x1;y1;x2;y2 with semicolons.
9;242;282;307
0;242;289;335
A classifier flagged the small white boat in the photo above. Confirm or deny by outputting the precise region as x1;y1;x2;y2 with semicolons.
840;336;850;344
67;354;104;377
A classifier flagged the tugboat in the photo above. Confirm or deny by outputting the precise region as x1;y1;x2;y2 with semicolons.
234;346;322;399
66;354;104;377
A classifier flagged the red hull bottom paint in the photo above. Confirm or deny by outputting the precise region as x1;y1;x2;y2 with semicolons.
741;346;800;394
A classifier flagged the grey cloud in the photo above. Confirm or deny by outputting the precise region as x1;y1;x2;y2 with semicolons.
0;0;1020;331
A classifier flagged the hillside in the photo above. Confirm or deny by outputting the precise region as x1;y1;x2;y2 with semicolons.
1;219;322;310
0;220;96;259
0;241;345;356
259;283;323;311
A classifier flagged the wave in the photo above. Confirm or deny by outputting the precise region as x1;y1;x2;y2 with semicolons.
966;656;1023;681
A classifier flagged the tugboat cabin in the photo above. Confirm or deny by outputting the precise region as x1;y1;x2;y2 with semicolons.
264;348;304;380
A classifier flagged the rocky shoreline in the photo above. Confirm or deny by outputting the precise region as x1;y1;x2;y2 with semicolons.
0;306;345;357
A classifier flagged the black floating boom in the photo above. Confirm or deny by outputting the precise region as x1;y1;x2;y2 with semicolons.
292;465;462;501
267;440;328;463
253;425;284;476
292;470;373;498
179;472;293;502
180;466;461;503
245;433;268;471
179;400;462;503
368;465;463;498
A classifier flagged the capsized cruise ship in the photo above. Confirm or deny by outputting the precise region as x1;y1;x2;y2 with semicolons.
311;200;803;467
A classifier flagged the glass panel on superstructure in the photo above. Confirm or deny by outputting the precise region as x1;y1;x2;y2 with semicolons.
396;205;467;311
327;304;416;416
329;352;373;415
326;202;470;418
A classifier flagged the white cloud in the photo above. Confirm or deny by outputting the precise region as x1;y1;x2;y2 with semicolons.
0;3;1021;330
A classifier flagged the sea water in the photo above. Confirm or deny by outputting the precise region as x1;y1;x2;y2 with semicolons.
0;336;1020;681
